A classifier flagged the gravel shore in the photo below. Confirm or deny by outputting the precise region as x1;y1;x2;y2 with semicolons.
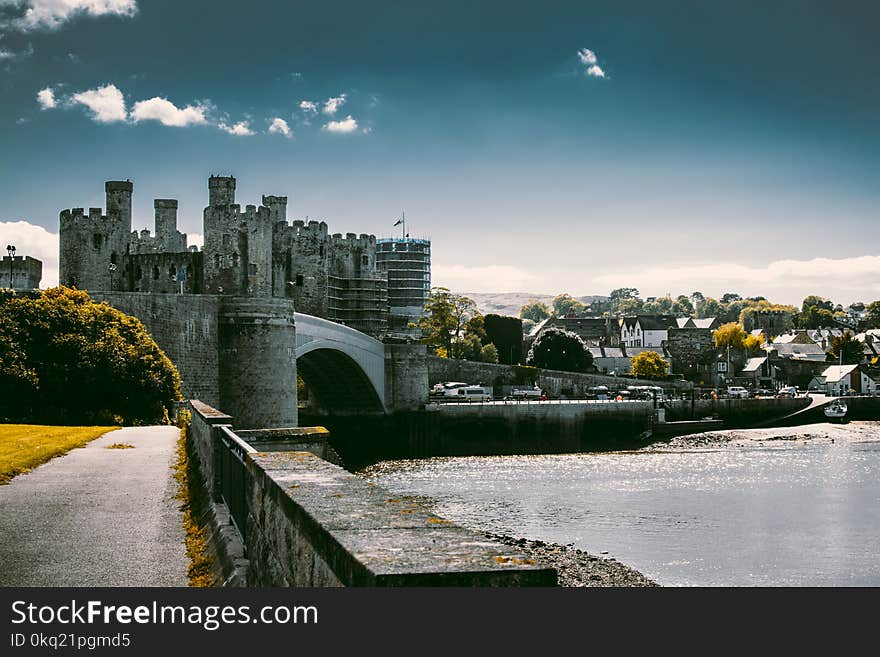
486;532;658;587
639;420;880;451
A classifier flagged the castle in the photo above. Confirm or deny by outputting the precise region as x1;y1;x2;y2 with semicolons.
59;177;390;335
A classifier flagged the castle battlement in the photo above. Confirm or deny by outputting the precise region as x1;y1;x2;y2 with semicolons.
59;174;396;336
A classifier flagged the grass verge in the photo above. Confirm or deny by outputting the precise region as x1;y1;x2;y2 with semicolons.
171;410;216;587
0;424;117;485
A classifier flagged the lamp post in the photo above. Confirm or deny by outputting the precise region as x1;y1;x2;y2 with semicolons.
6;244;15;290
108;262;117;291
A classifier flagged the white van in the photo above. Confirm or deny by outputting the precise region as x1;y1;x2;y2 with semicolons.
457;386;493;402
727;386;750;399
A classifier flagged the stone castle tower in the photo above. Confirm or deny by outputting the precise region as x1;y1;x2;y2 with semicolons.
58;175;389;335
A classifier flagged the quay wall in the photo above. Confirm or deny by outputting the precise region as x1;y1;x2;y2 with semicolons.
189;400;556;587
428;356;691;396
665;397;810;427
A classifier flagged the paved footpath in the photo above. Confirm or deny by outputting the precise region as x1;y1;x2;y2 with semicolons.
0;426;189;586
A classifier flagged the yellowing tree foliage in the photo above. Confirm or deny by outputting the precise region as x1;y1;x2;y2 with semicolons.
630;351;668;379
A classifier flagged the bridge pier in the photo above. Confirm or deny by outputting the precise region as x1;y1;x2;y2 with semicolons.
384;343;429;411
218;297;298;429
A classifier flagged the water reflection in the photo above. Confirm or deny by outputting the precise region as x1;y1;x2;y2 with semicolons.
360;433;880;586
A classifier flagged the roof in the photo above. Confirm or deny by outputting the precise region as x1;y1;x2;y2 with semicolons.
819;364;859;382
588;347;626;358
635;315;678;331
741;356;768;373
771;343;826;360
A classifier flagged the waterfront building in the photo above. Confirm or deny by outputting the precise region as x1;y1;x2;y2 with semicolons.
376;236;431;336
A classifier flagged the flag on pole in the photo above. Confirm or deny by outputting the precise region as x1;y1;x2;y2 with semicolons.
393;219;403;226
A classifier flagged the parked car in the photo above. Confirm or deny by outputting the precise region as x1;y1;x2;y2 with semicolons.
430;382;469;398
456;385;493;402
510;387;543;400
727;386;750;399
755;388;775;398
776;386;798;398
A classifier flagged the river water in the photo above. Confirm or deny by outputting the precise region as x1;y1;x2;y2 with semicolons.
360;423;880;586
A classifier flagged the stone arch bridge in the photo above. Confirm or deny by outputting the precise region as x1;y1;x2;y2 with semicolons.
92;292;427;428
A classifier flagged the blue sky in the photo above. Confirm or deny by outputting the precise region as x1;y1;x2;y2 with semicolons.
1;1;879;305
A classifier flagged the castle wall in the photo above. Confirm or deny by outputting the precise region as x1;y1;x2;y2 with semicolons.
91;292;221;407
124;251;204;293
1;255;42;290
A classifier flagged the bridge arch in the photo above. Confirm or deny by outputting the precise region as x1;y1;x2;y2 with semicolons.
294;313;386;414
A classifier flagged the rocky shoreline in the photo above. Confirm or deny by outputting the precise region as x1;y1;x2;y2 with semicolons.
486;532;658;587
639;420;880;451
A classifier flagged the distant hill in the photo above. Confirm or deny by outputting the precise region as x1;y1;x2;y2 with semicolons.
460;292;609;318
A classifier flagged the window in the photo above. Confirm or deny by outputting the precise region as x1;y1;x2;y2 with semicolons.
232;252;239;267
249;263;257;275
152;266;159;280
213;253;220;268
361;255;369;267
92;233;103;249
110;252;118;265
295;274;304;286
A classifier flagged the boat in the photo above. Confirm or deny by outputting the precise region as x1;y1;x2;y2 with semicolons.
823;399;848;420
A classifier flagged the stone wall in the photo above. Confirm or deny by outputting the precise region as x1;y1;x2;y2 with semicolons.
218;297;297;429
385;344;429;410
92;292;221;407
429;356;691;396
664;397;809;427
188;400;557;586
0;255;42;290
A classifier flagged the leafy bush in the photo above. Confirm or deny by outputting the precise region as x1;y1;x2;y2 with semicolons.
0;287;182;425
526;327;593;373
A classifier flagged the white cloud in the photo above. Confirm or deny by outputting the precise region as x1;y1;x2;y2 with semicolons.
0;220;59;287
130;96;208;127
218;120;254;136
299;100;317;113
322;94;346;115
589;255;880;306
36;85;55;109
70;82;127;122
1;0;138;32
322;115;358;133
433;264;536;294
268;117;291;138
586;64;606;78
577;48;597;65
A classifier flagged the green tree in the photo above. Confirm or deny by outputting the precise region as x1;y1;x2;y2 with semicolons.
483;314;523;364
867;300;880;328
721;292;742;304
479;343;499;364
419;287;478;355
519;299;550;322
450;333;483;360
552;293;588;317
526;327;593;373
698;297;723;319
827;331;863;365
802;295;834;313
0;287;181;424
630;351;668;379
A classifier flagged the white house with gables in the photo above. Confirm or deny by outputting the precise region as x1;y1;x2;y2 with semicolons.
620;315;678;348
808;364;877;396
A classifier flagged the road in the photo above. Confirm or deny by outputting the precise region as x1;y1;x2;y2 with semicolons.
0;426;188;586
